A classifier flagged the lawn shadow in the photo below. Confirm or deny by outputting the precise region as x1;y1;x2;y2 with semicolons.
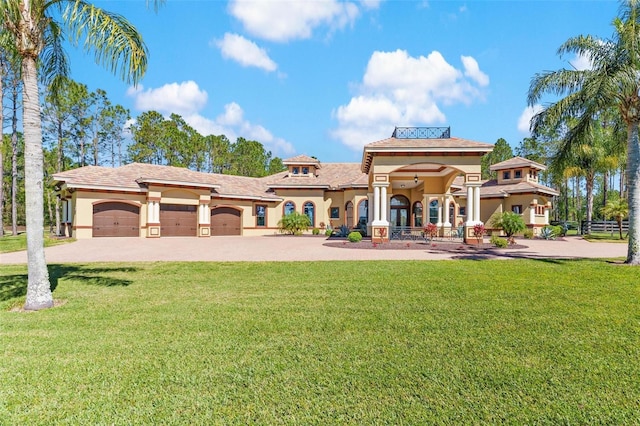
1;264;139;302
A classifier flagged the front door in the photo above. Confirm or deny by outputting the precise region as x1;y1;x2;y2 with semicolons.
390;195;410;227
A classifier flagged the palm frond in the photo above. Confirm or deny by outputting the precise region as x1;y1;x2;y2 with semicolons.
62;1;149;85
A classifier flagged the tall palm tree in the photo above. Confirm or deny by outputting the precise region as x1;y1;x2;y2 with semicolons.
528;0;640;264
0;0;162;310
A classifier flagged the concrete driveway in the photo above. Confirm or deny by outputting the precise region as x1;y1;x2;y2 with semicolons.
0;235;627;264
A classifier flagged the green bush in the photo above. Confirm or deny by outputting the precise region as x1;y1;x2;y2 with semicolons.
552;225;564;237
347;231;363;243
278;212;311;235
490;211;526;244
312;228;320;235
523;229;534;239
325;229;333;237
490;235;508;248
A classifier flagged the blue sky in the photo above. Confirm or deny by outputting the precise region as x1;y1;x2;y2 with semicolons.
66;0;618;163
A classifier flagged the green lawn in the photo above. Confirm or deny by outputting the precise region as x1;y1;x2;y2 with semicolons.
0;233;75;253
1;260;638;424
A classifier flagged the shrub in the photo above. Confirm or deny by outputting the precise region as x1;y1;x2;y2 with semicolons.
312;228;320;235
490;235;508;248
325;229;333;237
424;223;438;239
552;225;564;238
472;223;485;239
278;212;311;235
338;224;350;237
523;229;534;239
540;226;556;240
347;231;362;243
490;211;526;244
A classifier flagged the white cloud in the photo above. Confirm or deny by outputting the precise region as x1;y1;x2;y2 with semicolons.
228;0;364;42
129;81;208;116
569;52;593;71
127;82;295;157
461;55;489;87
331;49;489;151
215;33;277;72
517;104;543;134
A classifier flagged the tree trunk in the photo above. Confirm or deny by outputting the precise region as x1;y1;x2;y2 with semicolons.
603;170;609;214
585;172;594;224
55;120;63;236
0;60;4;238
22;55;53;310
626;122;640;264
11;95;18;237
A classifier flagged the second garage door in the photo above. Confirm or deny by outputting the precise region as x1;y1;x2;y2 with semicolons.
160;204;197;236
211;207;241;236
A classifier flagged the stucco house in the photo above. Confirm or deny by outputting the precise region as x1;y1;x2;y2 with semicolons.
52;127;558;242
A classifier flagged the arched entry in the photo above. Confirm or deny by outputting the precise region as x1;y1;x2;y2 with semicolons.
390;195;410;227
211;206;241;236
345;201;354;227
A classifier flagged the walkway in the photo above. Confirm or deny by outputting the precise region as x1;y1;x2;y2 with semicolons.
0;235;627;264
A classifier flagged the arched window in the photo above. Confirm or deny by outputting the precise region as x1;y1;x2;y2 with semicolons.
345;201;354;227
357;199;368;228
284;201;295;216
413;201;423;227
303;202;315;227
449;202;455;225
429;199;439;224
391;195;410;227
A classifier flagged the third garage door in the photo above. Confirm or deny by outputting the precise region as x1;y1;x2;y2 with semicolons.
160;204;197;237
211;207;241;236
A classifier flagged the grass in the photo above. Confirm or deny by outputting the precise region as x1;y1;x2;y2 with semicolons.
0;233;75;253
1;260;639;424
583;232;628;243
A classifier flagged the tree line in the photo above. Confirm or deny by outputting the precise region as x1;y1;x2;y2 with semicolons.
1;76;285;235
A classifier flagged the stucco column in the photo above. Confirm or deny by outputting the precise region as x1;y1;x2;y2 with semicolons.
466;185;474;225
443;194;452;227
544;204;550;225
529;200;537;225
373;186;381;223
436;199;442;227
61;199;68;223
67;199;73;224
473;186;481;223
380;185;388;223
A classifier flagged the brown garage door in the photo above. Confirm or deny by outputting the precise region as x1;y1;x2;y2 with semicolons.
211;207;241;236
93;202;140;237
160;204;197;236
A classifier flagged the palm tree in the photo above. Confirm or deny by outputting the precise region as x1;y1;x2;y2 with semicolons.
601;197;629;240
528;0;640;264
0;0;162;310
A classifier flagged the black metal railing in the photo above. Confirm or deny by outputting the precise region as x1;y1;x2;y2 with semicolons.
392;126;450;139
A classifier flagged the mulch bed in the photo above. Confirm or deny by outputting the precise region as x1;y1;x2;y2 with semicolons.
323;239;528;252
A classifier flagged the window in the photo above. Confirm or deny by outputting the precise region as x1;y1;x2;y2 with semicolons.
256;205;266;227
303;202;315;227
429;199;439;224
459;206;466;216
512;205;522;214
292;167;299;175
412;201;423;227
302;167;309;174
330;207;340;219
357;200;368;228
503;171;511;180
514;170;522;179
284;201;295;215
449;202;455;225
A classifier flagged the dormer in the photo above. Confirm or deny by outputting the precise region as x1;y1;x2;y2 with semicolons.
282;154;321;177
490;156;546;185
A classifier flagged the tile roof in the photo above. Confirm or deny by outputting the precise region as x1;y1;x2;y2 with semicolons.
264;163;367;190
282;154;321;167
53;162;368;201
362;136;494;173
451;176;559;197
490;156;547;171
